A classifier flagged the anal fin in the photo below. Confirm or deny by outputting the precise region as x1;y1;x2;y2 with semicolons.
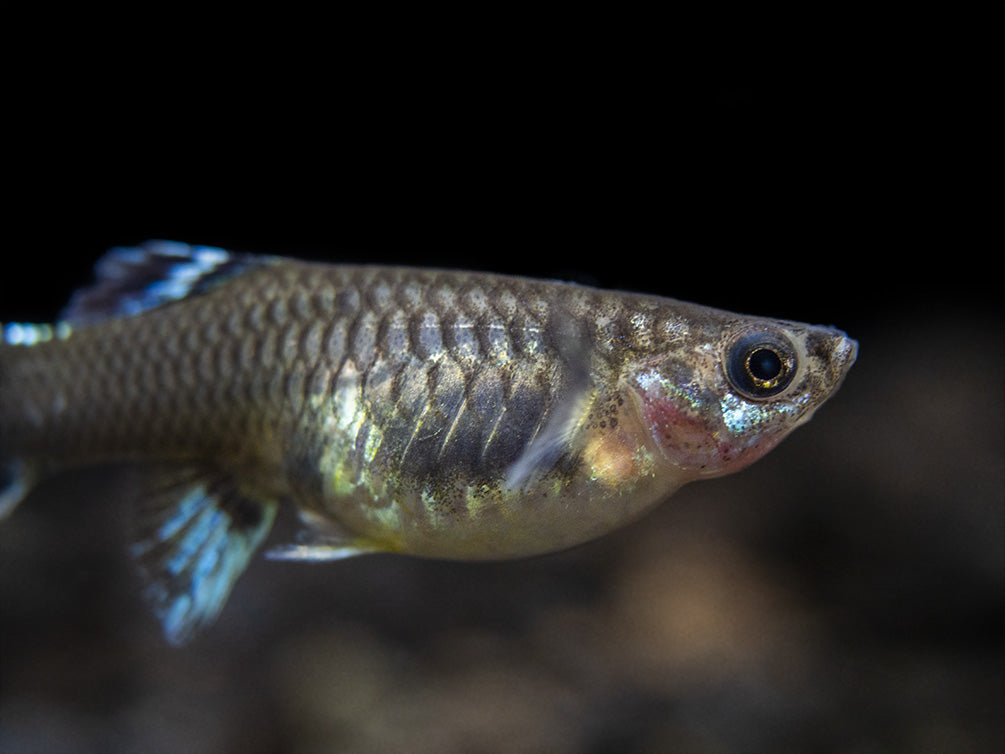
128;464;278;645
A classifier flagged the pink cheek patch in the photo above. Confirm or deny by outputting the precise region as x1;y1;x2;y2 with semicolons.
633;384;781;479
633;385;722;477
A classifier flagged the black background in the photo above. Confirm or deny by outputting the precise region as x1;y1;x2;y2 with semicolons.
2;53;991;331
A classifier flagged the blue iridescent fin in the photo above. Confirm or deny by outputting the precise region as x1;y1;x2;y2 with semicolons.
128;464;278;645
0;458;36;520
61;240;277;327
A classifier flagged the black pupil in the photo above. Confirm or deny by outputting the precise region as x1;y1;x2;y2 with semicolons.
748;348;783;382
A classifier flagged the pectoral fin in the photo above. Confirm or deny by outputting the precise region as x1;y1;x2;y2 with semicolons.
128;465;278;645
505;313;595;491
503;386;592;491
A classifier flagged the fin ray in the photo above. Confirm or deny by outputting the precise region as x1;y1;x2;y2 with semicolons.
266;509;383;561
505;313;595;491
62;240;275;327
128;464;278;645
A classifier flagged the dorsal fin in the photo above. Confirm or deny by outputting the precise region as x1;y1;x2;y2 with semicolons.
61;240;275;327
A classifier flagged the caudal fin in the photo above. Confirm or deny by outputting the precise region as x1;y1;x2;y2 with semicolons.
0;457;36;520
1;345;37;519
1;322;54;519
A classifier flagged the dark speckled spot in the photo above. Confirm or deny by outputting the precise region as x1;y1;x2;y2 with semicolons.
227;495;264;530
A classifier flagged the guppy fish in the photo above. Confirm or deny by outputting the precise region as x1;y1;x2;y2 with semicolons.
0;241;856;644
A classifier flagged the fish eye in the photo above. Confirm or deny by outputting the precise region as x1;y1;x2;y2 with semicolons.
726;330;797;399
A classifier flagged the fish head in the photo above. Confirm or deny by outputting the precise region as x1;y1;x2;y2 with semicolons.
626;317;857;483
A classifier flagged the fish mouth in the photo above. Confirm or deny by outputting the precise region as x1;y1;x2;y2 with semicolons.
803;324;858;393
836;332;858;365
830;331;859;388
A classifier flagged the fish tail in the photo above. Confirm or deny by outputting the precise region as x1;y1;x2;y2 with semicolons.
0;339;33;519
0;457;36;520
1;317;75;518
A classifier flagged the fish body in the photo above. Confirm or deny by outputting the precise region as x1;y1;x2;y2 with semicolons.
0;242;857;643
